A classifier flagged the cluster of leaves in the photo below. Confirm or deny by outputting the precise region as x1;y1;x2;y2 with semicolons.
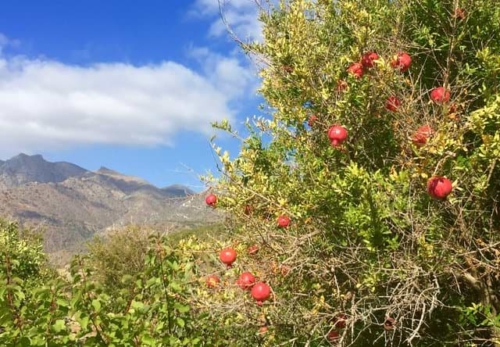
0;221;217;346
205;0;500;346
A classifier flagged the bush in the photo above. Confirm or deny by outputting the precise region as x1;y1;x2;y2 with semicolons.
204;0;500;345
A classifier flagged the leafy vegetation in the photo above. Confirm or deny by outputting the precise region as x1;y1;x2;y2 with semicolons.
2;0;500;345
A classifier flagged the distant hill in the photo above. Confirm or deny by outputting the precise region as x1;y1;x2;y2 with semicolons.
0;154;219;263
0;153;87;189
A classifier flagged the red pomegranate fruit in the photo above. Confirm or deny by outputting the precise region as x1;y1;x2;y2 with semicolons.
327;330;340;342
430;87;450;104
385;96;401;112
427;176;453;200
205;193;217;207
361;51;379;68
236;271;256;290
219;248;237;268
391;52;412;72
308;114;318;126
277;215;290;228
251;282;271;306
347;62;364;78
206;275;220;288
328;125;348;147
412;125;433;146
334;314;347;329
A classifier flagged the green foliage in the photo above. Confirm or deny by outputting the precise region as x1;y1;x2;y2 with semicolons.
0;222;211;346
206;0;500;345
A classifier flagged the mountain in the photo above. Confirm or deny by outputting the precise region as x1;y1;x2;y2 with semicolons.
0;154;219;264
0;153;88;189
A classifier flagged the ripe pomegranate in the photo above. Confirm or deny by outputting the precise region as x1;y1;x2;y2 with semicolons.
347;62;364;78
277;215;290;228
206;275;220;288
251;282;271;306
236;271;256;290
361;51;379;68
427;176;453;200
412;125;433;146
385;96;401;112
205;193;217;207
219;248;237;268
391;52;412;72
328;125;348;147
248;245;259;255
430;86;450;103
308;114;318;126
258;326;268;334
327;330;340;342
334;314;347;329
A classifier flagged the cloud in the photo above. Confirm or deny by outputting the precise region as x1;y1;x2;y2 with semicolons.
189;46;259;99
193;0;265;42
0;51;254;155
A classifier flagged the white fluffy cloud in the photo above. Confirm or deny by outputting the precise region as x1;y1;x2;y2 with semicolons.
0;42;255;155
194;0;265;42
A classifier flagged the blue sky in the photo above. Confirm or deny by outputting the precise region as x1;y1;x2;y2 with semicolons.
0;0;264;190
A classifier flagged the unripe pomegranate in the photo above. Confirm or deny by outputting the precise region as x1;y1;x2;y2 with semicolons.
336;80;348;92
206;275;220;288
430;86;450;103
412;125;433;146
391;52;412;72
219;248;237;268
328;125;348;147
205;193;217;207
277;215;290;228
236;271;256;290
308;114;318;126
251;282;271;306
385;96;401;112
427;176;453;200
248;245;259;255
361;51;379;68
347;62;364;78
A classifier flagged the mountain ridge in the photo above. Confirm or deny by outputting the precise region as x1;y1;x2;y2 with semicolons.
0;154;218;265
